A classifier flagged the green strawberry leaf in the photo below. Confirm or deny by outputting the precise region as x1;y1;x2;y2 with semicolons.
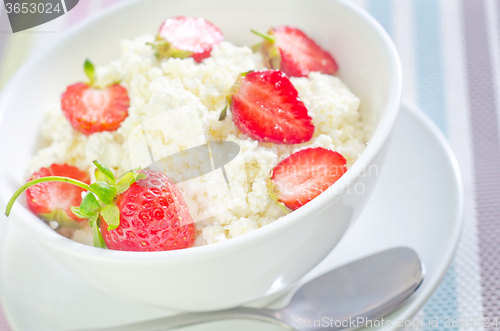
71;206;89;219
101;203;120;231
91;215;106;248
219;104;228;121
84;59;95;86
168;48;194;59
90;182;117;205
219;94;234;121
95;169;114;185
119;167;140;177
251;42;262;53
93;160;115;185
80;192;101;216
116;172;145;194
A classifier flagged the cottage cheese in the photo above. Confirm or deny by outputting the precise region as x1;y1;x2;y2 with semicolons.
28;34;370;246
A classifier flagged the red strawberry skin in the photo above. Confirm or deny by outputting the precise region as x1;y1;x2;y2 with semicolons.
26;164;91;224
61;82;130;135
101;169;196;252
158;16;224;63
272;26;338;77
231;70;314;144
268;147;347;210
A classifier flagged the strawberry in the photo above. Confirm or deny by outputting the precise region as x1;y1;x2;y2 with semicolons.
149;16;224;63
100;169;195;251
61;60;130;135
25;164;90;228
220;70;314;144
5;161;196;251
252;26;338;77
267;147;347;211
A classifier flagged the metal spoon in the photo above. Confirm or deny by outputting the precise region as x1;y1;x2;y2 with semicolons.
79;247;423;331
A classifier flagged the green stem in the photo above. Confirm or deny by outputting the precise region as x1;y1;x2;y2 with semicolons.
84;59;95;87
5;176;91;217
251;29;275;43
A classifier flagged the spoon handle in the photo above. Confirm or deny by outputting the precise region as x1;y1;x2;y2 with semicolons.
77;307;288;331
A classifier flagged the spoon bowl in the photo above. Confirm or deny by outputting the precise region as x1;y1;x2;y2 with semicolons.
282;246;423;330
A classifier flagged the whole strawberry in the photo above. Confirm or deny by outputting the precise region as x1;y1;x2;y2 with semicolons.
26;164;90;228
100;169;195;251
149;16;224;63
267;147;347;211
252;26;338;77
220;70;314;144
5;161;196;251
61;60;130;135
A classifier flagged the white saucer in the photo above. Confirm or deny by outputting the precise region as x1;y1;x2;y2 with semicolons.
0;103;463;331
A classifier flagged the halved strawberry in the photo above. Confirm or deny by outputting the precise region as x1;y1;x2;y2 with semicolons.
253;26;338;77
267;147;347;211
26;164;91;228
221;70;314;144
150;16;224;63
61;60;130;135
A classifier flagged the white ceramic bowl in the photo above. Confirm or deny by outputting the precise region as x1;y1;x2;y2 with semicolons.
0;0;401;311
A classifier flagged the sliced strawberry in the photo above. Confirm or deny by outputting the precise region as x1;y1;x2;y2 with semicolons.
26;164;91;227
152;16;224;63
227;70;314;144
267;147;347;211
61;83;129;135
61;60;130;135
254;26;338;77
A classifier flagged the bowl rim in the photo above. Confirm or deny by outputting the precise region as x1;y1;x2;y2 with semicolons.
0;0;402;262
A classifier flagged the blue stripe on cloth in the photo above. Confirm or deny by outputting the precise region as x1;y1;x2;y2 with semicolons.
423;264;459;331
367;0;393;35
413;0;458;330
367;0;458;329
414;0;447;134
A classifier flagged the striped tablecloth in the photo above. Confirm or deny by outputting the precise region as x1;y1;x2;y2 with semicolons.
0;0;499;330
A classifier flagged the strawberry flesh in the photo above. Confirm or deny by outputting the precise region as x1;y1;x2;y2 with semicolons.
100;169;196;252
157;16;224;63
26;164;91;225
269;147;347;210
271;26;338;77
61;82;129;135
231;70;314;144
